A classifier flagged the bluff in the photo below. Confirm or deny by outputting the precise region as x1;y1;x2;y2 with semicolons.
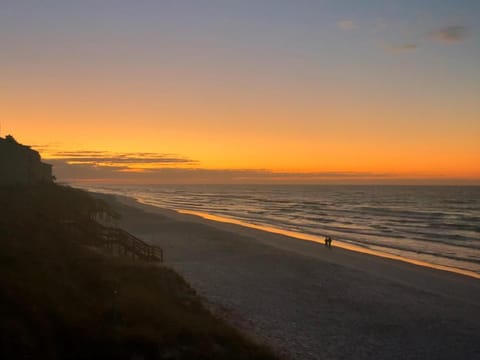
0;135;52;185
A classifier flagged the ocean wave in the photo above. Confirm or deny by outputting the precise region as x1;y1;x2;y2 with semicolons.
78;183;480;274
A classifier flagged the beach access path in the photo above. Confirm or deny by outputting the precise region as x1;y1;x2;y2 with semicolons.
109;195;480;360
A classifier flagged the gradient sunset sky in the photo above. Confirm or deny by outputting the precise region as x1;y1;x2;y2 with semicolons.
2;0;479;184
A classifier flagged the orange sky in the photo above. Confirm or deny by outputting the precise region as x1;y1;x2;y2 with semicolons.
2;1;479;184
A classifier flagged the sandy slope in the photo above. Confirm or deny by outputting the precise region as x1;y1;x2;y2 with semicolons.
108;195;480;360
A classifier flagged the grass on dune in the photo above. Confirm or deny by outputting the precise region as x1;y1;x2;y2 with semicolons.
0;183;276;360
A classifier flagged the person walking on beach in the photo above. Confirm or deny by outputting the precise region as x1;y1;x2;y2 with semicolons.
324;236;332;248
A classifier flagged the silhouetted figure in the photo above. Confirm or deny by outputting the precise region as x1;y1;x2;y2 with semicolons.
324;236;333;248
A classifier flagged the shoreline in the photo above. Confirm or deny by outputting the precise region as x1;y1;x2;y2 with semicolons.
176;209;480;280
82;185;480;279
105;192;480;359
125;195;479;280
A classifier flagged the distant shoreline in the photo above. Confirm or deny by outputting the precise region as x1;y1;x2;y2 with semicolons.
175;209;480;280
101;191;480;280
78;184;480;280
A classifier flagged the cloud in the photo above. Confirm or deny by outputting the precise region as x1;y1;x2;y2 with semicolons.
34;146;394;184
381;25;468;54
46;157;392;184
430;26;469;44
41;150;196;169
48;156;476;185
386;43;418;53
338;20;356;30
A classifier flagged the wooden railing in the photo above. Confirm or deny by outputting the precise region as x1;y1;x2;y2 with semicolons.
100;227;163;262
60;220;164;263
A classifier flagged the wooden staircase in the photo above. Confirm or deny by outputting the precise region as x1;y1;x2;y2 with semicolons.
60;219;164;263
101;227;163;262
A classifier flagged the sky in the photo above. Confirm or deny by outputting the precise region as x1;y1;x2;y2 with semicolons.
1;0;479;184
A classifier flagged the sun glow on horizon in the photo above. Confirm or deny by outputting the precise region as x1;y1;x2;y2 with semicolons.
1;0;479;184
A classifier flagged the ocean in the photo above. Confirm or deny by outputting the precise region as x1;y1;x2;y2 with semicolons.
76;184;480;275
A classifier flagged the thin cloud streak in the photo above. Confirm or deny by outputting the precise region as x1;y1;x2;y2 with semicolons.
430;26;469;44
59;157;193;164
51;160;478;185
376;23;470;55
386;43;418;53
338;20;356;30
43;150;196;167
48;158;393;184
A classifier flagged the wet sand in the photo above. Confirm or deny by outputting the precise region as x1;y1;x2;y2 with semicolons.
106;195;480;360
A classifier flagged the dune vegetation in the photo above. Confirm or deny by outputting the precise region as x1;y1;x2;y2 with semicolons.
0;183;275;359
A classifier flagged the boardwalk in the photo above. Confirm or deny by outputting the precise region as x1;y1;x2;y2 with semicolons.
61;219;164;263
101;227;164;262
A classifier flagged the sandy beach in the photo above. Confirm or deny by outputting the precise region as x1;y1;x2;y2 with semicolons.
107;195;480;360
